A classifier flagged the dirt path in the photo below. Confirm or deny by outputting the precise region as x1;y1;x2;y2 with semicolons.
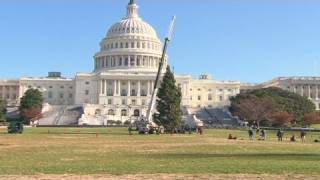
0;174;319;180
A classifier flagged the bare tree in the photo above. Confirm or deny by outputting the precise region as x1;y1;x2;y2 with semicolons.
231;95;277;126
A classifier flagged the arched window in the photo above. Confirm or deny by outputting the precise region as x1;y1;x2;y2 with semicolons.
121;109;127;116
208;94;212;101
108;109;115;115
133;109;140;117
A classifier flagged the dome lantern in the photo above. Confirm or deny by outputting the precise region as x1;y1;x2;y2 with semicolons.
126;0;139;19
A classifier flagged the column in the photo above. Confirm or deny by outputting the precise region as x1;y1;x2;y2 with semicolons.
104;80;107;96
308;85;311;99
137;81;141;97
113;80;117;96
100;80;103;95
293;86;296;94
151;81;154;92
134;55;137;67
127;81;131;97
121;56;124;67
118;80;121;95
316;85;319;100
147;80;150;96
128;55;131;67
300;85;304;97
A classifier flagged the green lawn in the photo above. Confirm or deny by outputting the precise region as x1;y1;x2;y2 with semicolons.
0;127;319;176
312;124;320;128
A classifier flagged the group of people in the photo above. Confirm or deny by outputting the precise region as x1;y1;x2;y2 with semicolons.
277;129;307;142
247;128;307;142
247;128;267;141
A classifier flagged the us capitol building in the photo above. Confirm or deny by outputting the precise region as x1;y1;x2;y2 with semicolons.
0;0;319;125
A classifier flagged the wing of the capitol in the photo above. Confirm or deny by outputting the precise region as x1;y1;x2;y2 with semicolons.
1;1;320;125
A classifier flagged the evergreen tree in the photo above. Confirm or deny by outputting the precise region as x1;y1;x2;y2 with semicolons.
19;89;44;124
154;66;182;132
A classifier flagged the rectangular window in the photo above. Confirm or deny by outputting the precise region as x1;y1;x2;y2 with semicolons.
85;90;89;95
122;99;126;105
118;57;122;66
48;92;53;99
130;56;135;66
132;99;136;105
125;58;129;66
108;99;112;105
198;96;201;101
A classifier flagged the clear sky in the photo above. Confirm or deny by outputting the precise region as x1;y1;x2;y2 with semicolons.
0;0;320;83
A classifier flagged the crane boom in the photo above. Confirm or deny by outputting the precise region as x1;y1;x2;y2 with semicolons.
146;16;176;122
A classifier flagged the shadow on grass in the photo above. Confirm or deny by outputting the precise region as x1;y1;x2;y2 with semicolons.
35;132;130;136
143;153;320;161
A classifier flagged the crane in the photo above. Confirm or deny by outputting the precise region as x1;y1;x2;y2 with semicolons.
146;16;176;122
130;16;176;134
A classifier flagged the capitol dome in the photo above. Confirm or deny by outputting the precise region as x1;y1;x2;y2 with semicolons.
106;13;158;39
94;0;166;73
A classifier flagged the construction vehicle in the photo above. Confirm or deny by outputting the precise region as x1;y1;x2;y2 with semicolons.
129;16;176;134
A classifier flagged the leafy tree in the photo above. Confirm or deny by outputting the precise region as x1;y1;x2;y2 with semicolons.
230;87;315;126
19;89;43;125
0;99;7;125
304;112;320;125
246;87;315;124
154;66;182;133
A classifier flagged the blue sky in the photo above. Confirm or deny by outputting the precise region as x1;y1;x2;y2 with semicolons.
0;0;320;83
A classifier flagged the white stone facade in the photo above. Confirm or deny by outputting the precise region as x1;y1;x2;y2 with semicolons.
261;77;320;110
0;0;241;123
0;80;19;106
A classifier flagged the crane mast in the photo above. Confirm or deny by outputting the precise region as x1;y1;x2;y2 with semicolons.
146;16;176;122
